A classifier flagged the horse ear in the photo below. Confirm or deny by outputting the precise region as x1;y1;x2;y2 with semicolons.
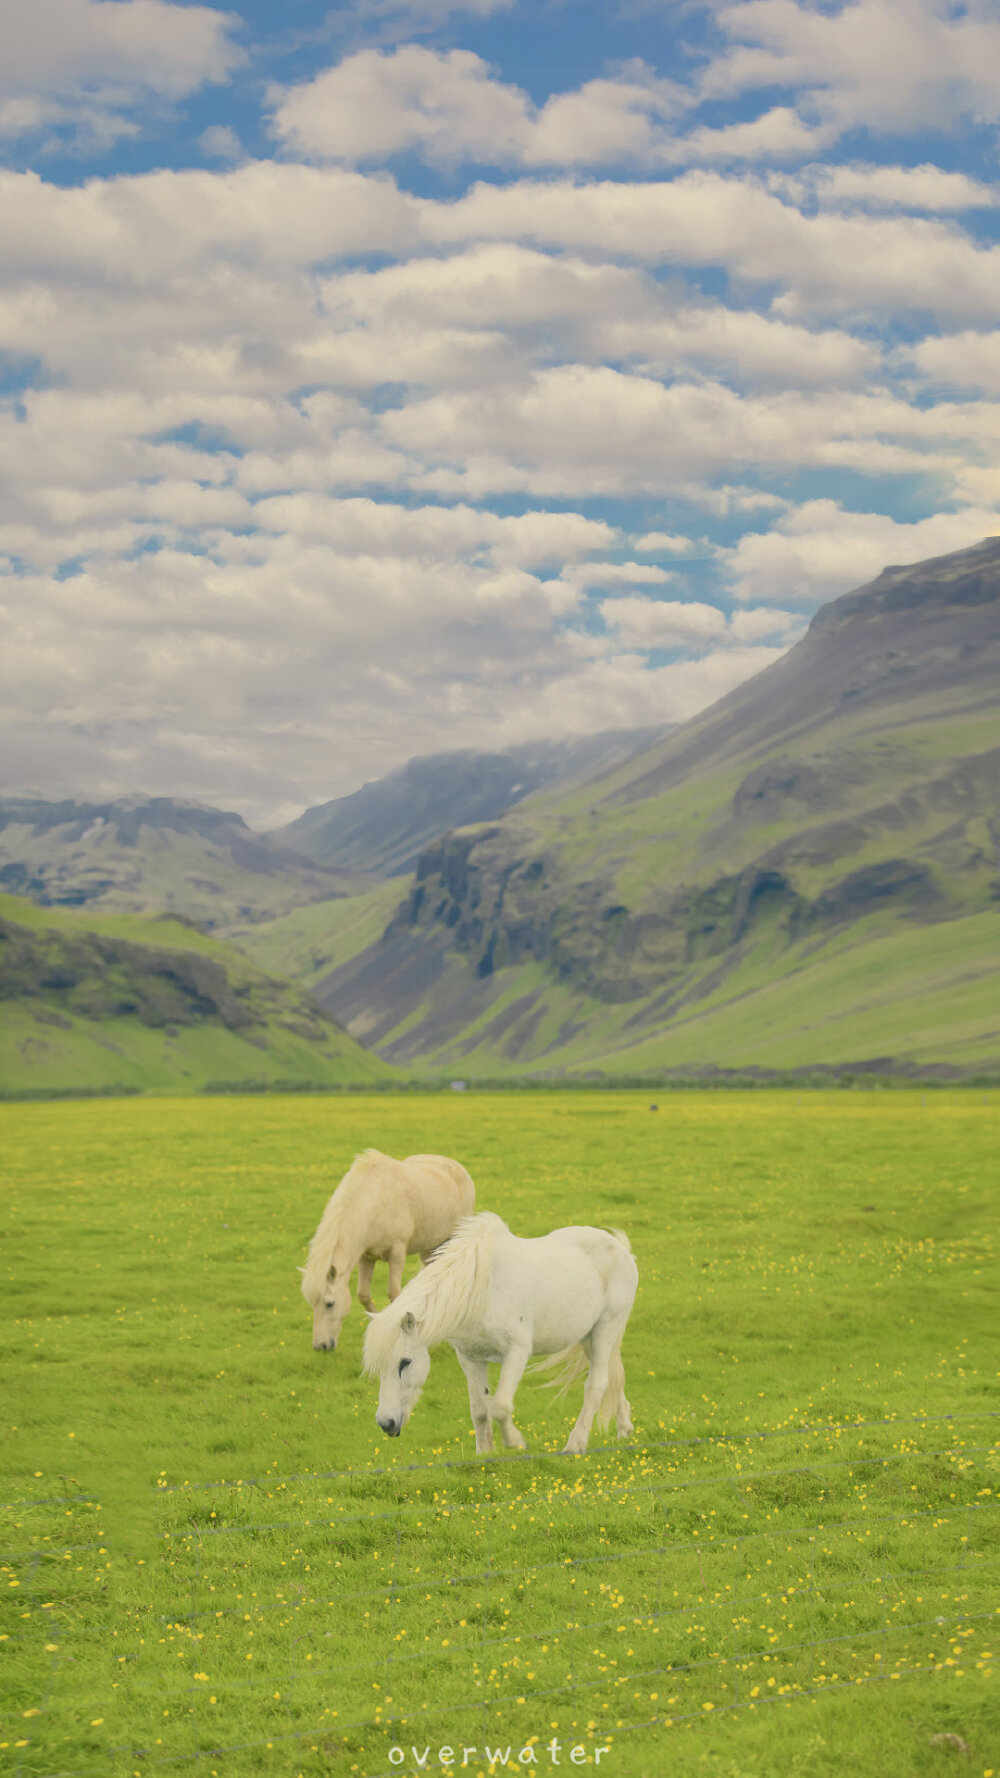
295;1265;305;1275
327;1263;337;1282
400;1310;417;1335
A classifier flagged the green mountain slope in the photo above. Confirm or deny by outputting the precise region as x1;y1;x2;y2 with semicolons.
302;537;1000;1075
0;894;392;1093
0;796;365;930
231;879;411;992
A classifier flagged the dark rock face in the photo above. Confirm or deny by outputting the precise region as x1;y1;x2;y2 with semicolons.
271;728;664;877
0;914;254;1029
0;910;345;1046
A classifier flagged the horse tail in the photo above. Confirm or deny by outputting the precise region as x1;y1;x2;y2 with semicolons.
530;1334;626;1426
528;1344;589;1400
607;1226;632;1254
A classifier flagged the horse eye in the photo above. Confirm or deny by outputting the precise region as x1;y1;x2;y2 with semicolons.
398;1358;411;1375
324;1301;334;1309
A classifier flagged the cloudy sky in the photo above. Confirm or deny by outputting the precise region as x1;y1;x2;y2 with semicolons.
2;0;999;825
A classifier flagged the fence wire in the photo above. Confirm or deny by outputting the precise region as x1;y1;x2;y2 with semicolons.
9;1408;998;1774
148;1496;1000;1614
128;1556;1000;1703
154;1409;1000;1495
142;1441;998;1551
114;1604;997;1771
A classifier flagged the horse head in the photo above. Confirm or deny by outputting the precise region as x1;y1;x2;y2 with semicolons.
309;1262;352;1352
370;1309;430;1437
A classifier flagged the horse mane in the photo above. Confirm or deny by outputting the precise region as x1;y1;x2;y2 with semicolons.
301;1149;388;1305
362;1211;506;1373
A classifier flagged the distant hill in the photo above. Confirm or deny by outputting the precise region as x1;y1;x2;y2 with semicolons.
0;796;364;930
269;729;664;877
0;893;392;1094
302;537;1000;1076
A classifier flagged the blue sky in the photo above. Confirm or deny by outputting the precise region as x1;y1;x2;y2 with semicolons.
2;0;999;823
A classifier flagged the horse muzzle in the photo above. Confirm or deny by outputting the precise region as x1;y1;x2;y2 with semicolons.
313;1338;336;1352
376;1416;401;1437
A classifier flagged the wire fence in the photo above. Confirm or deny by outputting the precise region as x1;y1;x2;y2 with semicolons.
127;1556;1000;1702
141;1496;999;1618
153;1408;1000;1495
15;1655;982;1778
115;1604;998;1772
9;1408;998;1777
358;1659;990;1778
135;1441;998;1555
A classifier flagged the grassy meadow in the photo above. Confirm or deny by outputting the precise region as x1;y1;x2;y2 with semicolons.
1;1090;997;1778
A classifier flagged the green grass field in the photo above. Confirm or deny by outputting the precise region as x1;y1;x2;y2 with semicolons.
1;1092;997;1778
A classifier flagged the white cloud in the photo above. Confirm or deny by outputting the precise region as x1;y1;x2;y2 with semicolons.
3;121;998;817
601;596;727;646
373;362;986;499
269;46;829;173
704;0;1000;138
267;14;1000;181
322;242;655;331
433;172;1000;324
773;161;998;212
634;531;699;553
522;69;689;167
722;499;1000;604
0;530;789;821
483;644;792;750
325;0;514;27
904;329;1000;394
672;104;833;164
198;124;245;163
318;248;878;392
571;561;674;588
600;593;803;647
0;163;419;286
727;604;806;642
591;304;879;387
269;46;533;166
0;0;242;152
249;494;615;568
269;49;699;171
5;160;1000;334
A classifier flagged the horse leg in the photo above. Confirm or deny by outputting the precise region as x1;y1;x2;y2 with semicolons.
490;1344;531;1450
455;1350;493;1454
609;1339;633;1439
356;1254;375;1314
562;1325;618;1457
386;1242;407;1301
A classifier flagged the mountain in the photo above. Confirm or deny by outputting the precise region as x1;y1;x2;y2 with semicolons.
0;893;392;1094
269;728;663;877
0;796;365;930
301;537;1000;1076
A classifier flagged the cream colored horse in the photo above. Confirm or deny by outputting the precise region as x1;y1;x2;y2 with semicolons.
300;1149;475;1351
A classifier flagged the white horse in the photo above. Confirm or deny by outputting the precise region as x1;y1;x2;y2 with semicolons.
362;1211;637;1456
300;1149;475;1351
